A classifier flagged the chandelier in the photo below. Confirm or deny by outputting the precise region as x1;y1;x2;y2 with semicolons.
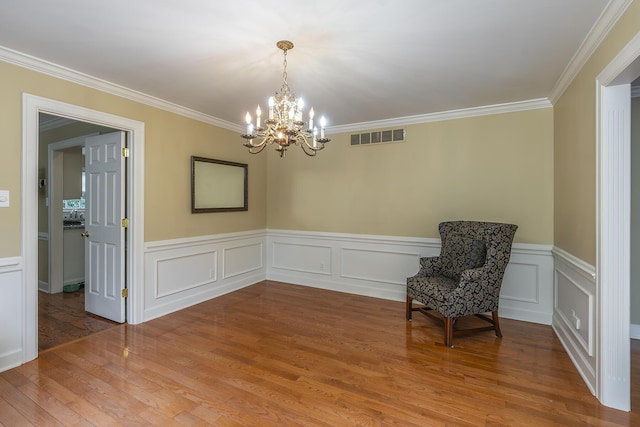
241;40;330;157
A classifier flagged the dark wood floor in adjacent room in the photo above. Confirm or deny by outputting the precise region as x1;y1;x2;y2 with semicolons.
38;289;120;351
2;281;639;426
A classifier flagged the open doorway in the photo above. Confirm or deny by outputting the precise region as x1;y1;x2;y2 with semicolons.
22;94;145;364
37;114;123;350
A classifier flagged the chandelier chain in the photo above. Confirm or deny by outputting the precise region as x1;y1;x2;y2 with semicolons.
282;49;289;92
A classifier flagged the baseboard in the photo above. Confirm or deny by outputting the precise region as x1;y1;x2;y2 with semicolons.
0;349;22;373
38;280;49;293
631;324;640;339
143;272;263;321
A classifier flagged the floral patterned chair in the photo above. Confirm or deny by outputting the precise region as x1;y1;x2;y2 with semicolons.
406;221;518;347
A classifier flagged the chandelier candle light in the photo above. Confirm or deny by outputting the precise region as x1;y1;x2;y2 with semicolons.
241;40;330;157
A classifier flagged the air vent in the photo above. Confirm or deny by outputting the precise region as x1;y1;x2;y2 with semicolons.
350;128;406;146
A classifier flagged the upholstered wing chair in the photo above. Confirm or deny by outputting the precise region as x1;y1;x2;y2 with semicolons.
406;221;518;347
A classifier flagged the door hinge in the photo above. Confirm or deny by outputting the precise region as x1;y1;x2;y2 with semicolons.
122;218;129;228
121;288;129;298
122;147;130;158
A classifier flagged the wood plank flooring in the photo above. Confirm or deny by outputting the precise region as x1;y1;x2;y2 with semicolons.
38;289;119;351
2;280;639;426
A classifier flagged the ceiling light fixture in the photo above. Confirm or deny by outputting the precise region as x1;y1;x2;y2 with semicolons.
241;40;330;158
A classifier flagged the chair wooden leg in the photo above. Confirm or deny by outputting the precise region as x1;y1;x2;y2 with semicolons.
492;310;502;338
444;316;454;347
406;296;412;320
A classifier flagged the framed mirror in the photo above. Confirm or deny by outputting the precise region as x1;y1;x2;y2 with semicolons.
191;156;248;213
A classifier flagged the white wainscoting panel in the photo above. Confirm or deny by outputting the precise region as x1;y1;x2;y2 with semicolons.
0;257;24;373
500;244;555;324
156;251;217;298
551;246;597;394
223;243;263;279
272;242;332;275
267;229;553;324
144;230;265;321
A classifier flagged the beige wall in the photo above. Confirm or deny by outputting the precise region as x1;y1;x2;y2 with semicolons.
267;108;554;244
0;61;267;258
554;1;640;265
61;145;83;200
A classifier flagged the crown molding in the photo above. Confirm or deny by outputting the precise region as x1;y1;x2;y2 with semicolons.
0;45;243;133
549;0;633;105
327;98;552;134
39;115;74;132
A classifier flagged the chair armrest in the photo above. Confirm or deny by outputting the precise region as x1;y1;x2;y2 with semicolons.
413;256;441;277
457;266;501;302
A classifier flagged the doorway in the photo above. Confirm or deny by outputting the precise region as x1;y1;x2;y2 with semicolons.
22;94;145;364
37;119;123;350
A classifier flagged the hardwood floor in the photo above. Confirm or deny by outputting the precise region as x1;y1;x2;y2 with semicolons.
2;281;638;426
38;289;119;351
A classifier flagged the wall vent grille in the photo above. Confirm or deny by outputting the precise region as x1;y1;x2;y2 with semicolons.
350;128;406;146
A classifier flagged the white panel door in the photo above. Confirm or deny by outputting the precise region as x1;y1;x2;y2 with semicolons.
84;132;126;323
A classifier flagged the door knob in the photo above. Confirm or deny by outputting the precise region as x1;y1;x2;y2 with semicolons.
81;231;90;237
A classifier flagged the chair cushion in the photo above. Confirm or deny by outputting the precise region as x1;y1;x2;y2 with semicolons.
439;232;486;280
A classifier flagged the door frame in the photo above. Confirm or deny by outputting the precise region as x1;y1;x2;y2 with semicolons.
595;31;640;411
22;94;145;362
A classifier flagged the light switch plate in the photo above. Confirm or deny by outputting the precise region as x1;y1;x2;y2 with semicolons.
0;190;10;207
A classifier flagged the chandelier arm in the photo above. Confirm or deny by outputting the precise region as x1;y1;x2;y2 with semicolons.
247;143;268;155
298;133;323;156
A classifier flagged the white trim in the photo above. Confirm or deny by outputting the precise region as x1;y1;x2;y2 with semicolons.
630;324;640;339
1;46;241;133
0;257;23;372
593;31;640;410
143;231;266;321
39;116;74;132
267;228;441;248
549;0;633;104
145;229;266;252
328;99;552;134
551;246;597;281
0;45;552;135
596;83;631;411
0;257;21;269
266;229;554;324
22;94;146;366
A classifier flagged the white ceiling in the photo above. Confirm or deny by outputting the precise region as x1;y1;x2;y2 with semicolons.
0;0;614;128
